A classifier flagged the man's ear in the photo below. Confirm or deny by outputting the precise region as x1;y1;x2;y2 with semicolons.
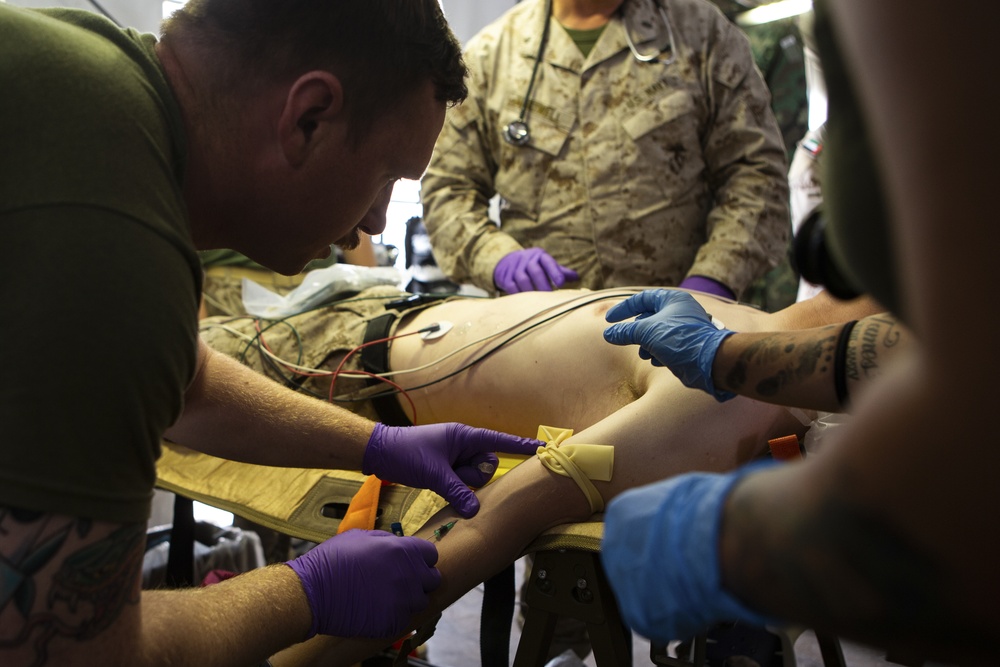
277;71;345;167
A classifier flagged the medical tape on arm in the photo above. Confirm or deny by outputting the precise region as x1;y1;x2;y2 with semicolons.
534;425;614;514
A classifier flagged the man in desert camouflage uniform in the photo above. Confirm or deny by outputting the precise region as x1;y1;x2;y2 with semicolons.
712;0;810;311
421;0;789;300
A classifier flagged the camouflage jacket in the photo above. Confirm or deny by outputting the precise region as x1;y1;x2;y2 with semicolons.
421;0;790;294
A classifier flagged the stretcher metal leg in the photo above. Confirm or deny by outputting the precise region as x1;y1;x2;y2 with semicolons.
166;494;195;587
513;549;633;667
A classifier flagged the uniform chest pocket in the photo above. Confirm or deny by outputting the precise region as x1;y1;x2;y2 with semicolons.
621;90;697;139
620;90;705;188
497;111;574;218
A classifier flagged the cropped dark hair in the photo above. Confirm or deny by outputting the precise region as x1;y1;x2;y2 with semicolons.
162;0;467;139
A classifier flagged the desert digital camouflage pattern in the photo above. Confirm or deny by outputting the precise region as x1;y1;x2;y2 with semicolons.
712;1;809;311
422;0;790;296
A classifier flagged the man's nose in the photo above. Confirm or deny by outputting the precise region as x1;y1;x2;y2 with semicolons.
359;206;388;235
360;183;394;235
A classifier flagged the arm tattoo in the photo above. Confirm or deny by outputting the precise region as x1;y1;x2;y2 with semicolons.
0;508;144;665
845;315;901;384
725;327;839;398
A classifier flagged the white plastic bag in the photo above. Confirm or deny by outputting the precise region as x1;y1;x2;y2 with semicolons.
802;411;852;454
241;264;405;318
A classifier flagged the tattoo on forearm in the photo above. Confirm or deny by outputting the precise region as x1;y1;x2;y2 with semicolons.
845;325;860;383
846;315;901;384
0;508;143;665
725;328;838;398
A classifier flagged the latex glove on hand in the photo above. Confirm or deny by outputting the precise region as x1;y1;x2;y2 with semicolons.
603;289;736;401
286;529;440;639
601;462;782;644
494;248;579;294
364;422;542;518
678;275;735;300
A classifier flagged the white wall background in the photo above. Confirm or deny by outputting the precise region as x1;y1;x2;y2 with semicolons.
5;0;161;31
4;0;515;43
441;0;513;45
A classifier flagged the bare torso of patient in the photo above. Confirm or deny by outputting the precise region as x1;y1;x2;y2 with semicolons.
388;289;801;451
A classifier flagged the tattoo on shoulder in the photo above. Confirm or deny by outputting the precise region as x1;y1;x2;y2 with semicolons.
0;508;144;664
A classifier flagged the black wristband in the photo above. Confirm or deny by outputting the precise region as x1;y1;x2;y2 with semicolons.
833;320;858;408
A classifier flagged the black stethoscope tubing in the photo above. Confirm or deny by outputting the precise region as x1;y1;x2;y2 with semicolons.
504;0;553;146
503;0;676;148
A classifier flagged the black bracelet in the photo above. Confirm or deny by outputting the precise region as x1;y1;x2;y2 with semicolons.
833;320;858;408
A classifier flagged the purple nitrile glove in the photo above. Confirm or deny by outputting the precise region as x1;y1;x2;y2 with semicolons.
286;529;440;639
364;422;542;518
601;461;783;644
603;289;736;401
493;248;579;293
678;275;735;300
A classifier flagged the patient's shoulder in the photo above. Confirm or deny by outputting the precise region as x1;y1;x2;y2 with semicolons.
690;293;773;333
770;293;885;330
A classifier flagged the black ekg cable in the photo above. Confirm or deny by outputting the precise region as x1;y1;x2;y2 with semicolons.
87;0;122;26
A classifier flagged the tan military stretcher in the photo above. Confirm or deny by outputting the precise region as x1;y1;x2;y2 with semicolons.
155;430;829;667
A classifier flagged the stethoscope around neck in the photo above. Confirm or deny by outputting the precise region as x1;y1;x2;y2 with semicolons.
503;0;677;147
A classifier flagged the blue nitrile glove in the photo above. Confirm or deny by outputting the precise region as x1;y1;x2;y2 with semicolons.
601;461;782;644
286;529;440;638
603;289;736;401
494;248;579;293
678;275;735;300
364;422;542;518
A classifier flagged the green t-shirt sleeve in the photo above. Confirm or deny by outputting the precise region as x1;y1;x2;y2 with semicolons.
0;5;201;522
0;209;199;523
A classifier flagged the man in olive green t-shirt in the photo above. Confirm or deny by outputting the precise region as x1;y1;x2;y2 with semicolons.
0;3;543;665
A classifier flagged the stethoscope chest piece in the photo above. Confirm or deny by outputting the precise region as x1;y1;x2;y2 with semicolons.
502;0;675;150
504;120;531;146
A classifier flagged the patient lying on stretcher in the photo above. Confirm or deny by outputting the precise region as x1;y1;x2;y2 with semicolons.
196;286;880;666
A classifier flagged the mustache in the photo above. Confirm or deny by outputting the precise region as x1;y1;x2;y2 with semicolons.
335;227;362;251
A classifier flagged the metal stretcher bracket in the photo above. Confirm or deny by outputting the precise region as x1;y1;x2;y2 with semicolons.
514;549;632;667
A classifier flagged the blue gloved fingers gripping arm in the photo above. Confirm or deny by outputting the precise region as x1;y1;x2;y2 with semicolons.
601;461;783;644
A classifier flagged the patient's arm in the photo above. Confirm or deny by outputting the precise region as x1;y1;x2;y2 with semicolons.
270;455;592;667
